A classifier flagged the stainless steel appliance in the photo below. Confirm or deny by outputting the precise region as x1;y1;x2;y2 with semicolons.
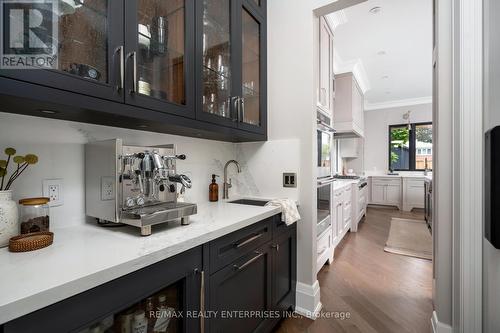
317;177;334;237
424;178;432;232
317;112;335;179
85;139;197;236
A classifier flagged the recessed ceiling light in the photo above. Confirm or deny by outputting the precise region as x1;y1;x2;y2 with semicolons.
377;50;386;56
382;75;389;79
39;109;58;114
369;6;382;14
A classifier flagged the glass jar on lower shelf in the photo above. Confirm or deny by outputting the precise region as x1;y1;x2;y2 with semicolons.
19;197;50;234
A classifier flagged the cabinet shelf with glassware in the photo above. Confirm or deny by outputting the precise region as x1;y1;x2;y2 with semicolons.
0;0;267;142
195;0;267;135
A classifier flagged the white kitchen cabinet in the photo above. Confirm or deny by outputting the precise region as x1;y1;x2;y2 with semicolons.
370;177;402;209
371;183;386;204
317;17;334;115
332;189;344;246
333;72;364;137
316;226;334;274
403;178;425;211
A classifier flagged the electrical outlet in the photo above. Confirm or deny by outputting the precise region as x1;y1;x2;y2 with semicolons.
101;176;115;201
283;173;297;188
43;179;63;207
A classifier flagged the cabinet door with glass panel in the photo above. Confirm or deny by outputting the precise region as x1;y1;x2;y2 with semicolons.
196;0;266;134
124;0;195;118
0;0;124;102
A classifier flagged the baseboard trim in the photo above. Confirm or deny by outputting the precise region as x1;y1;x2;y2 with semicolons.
294;280;322;319
431;311;452;333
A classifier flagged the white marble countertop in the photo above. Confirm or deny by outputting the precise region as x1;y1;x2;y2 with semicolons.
367;173;431;179
0;200;283;325
333;179;358;191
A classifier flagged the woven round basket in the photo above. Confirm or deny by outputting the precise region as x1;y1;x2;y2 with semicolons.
8;231;53;252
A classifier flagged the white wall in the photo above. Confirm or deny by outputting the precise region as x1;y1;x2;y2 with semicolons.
0;112;243;229
363;103;432;173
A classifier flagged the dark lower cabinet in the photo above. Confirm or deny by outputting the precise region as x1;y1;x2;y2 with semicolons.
2;246;203;333
0;214;295;333
272;228;297;312
209;246;272;333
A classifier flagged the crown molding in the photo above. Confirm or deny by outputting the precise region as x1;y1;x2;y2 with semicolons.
334;52;371;94
325;10;348;31
364;96;432;111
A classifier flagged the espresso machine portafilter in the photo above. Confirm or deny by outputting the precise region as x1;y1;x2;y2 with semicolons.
85;139;197;236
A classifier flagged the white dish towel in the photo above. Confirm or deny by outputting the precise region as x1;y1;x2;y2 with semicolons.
265;199;301;226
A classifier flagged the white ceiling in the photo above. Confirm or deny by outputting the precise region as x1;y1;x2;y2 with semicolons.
327;0;433;110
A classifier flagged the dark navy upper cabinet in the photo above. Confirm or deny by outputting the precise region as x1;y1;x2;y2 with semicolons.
0;0;125;102
0;0;267;142
124;0;196;118
195;0;267;135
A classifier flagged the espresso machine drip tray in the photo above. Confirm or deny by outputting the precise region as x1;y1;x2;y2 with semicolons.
120;202;197;236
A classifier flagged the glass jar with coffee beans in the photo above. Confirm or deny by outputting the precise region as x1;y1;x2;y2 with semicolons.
19;197;50;234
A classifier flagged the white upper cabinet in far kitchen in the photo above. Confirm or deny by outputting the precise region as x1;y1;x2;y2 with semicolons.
333;72;364;137
317;17;334;115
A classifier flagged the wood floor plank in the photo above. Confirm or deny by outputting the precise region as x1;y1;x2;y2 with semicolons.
274;207;433;333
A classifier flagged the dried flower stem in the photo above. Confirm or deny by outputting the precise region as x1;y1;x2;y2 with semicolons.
5;163;28;191
0;155;10;191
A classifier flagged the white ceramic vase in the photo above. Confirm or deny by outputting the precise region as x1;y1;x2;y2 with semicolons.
0;190;18;247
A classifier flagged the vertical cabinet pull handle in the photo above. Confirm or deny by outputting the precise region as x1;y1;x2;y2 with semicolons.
199;270;205;333
240;97;245;123
128;51;137;93
231;96;239;122
115;46;124;91
272;244;279;251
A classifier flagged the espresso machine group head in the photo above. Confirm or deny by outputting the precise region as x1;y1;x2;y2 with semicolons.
85;139;197;236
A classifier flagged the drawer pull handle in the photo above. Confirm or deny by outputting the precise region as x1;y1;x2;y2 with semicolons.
233;251;264;271
234;233;263;248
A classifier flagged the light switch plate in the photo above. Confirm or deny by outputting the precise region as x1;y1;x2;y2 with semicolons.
283;173;297;188
43;178;63;207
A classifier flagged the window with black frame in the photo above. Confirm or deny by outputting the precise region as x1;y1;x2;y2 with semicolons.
389;122;432;171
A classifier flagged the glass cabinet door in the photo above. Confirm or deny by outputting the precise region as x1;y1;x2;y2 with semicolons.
237;4;265;134
0;1;124;102
126;0;194;118
196;0;237;126
76;281;183;333
240;8;260;127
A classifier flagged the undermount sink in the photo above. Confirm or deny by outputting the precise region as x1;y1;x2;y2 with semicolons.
228;199;269;206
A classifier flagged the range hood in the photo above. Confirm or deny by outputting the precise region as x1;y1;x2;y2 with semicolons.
333;123;363;139
333;72;365;139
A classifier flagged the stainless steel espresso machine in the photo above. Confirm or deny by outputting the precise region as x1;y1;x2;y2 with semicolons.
85;139;197;236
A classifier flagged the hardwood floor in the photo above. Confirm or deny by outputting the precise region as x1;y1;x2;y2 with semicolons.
275;206;433;333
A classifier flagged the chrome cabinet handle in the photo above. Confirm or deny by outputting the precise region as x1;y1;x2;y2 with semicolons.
317;246;327;256
234;233;263;248
240;97;245;122
271;244;279;251
115;45;124;91
128;51;137;93
231;96;239;122
233;251;264;271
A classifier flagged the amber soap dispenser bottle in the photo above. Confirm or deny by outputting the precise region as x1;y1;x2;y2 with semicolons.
209;174;219;202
